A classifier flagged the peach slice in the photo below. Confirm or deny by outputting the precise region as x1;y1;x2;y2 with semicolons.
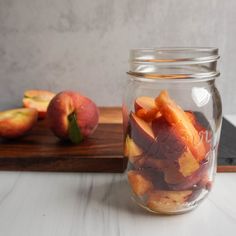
124;136;143;163
130;114;188;159
0;108;38;138
185;111;196;126
140;158;186;185
23;90;55;119
140;150;199;186
185;111;206;132
135;96;159;122
152;116;186;160
168;161;209;190
156;160;186;185
155;90;206;162
147;190;192;212
128;170;153;196
130;112;156;153
135;96;156;111
136;108;161;123
178;148;200;177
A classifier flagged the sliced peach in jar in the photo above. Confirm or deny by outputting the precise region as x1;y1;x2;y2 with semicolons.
141;158;187;185
151;116;186;160
140;153;200;187
155;90;206;162
130;112;157;154
147;190;192;213
178;148;200;177
185;111;208;133
185;111;196;124
128;170;153;196
135;96;156;112
130;114;188;159
168;160;209;190
135;96;160;122
133;116;199;182
159;161;186;185
136;108;160;122
124;136;143;163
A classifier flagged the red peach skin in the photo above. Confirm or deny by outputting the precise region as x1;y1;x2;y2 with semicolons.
47;91;99;141
130;112;157;154
152;116;186;160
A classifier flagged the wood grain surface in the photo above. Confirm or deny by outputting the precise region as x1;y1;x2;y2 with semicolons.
0;108;126;172
99;107;122;124
0;107;233;172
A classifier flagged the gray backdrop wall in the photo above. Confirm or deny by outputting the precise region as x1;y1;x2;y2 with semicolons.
0;0;235;114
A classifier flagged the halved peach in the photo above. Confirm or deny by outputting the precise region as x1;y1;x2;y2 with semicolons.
23;90;55;119
147;190;192;212
124;136;143;163
0;108;38;138
155;90;206;162
128;170;153;196
135;96;160;122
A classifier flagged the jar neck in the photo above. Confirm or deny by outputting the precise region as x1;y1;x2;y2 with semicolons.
129;48;220;81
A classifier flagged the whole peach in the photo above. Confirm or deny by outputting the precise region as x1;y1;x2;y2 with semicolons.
47;91;99;143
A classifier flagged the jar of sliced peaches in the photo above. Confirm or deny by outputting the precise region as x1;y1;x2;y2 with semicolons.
123;48;222;214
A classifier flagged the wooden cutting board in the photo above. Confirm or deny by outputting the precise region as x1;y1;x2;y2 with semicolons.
0;107;234;172
0;107;126;173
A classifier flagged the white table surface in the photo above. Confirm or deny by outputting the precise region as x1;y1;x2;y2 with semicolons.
0;116;236;236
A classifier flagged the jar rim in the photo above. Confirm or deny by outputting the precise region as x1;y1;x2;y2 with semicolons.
130;47;219;64
127;71;220;82
129;47;220;81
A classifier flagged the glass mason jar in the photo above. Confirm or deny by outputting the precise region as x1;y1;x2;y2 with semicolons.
123;48;222;214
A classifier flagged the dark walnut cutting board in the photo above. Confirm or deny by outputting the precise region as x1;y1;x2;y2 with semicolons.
0;107;126;173
0;107;234;172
